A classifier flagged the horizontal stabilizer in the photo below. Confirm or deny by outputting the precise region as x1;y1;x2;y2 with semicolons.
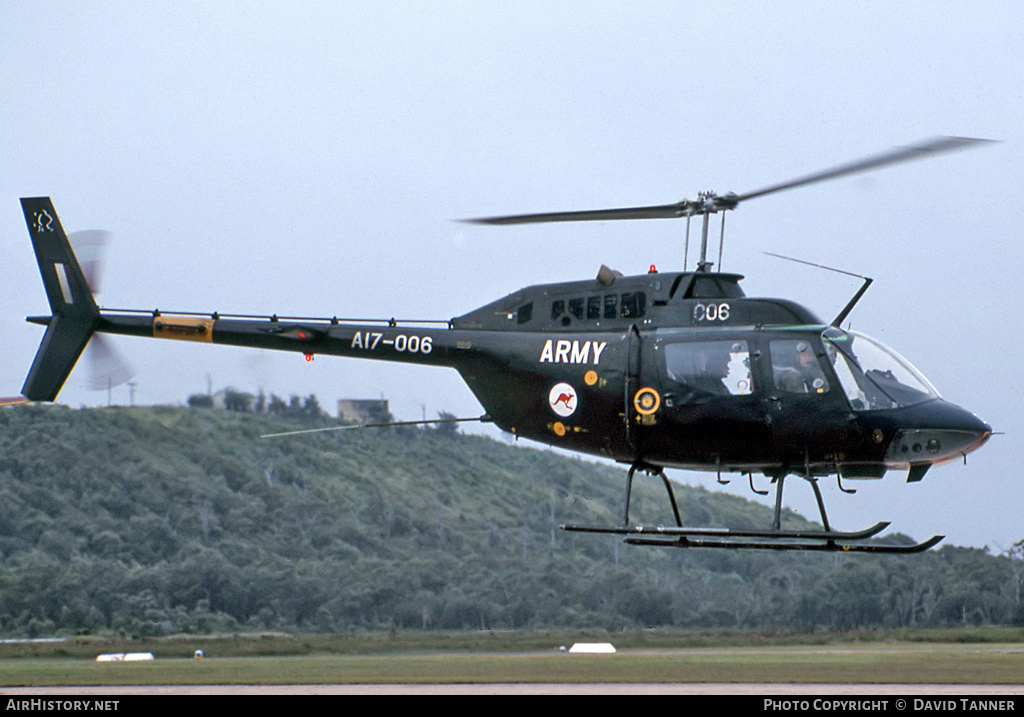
22;315;96;401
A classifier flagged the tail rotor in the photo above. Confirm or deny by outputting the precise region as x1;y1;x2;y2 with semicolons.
68;230;135;396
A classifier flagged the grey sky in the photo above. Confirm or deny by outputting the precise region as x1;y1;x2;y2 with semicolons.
2;2;1021;551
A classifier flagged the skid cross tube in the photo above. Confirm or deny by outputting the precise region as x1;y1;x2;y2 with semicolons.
620;462;683;528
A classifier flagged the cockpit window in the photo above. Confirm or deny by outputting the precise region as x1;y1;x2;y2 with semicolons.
770;339;829;394
663;340;753;397
822;328;939;410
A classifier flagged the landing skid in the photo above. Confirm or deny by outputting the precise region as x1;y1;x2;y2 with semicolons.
559;463;944;553
620;533;944;553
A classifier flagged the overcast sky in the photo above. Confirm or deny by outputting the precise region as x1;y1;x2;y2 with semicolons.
2;2;1021;551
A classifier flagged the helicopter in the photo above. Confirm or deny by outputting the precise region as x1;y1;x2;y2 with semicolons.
18;137;993;553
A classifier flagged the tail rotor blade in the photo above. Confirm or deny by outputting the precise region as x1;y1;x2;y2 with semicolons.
69;230;110;295
86;334;135;392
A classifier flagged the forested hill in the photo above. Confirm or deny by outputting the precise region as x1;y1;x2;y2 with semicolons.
0;403;1019;637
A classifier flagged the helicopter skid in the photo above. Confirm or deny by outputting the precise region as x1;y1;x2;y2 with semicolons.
560;521;943;553
622;533;944;554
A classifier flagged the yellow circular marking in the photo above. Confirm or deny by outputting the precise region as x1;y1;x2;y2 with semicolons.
552;422;566;437
633;387;660;415
584;370;598;386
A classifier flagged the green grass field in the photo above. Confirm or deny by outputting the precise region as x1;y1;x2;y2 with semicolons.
2;630;1024;686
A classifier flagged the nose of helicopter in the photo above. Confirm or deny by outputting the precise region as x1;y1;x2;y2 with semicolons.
884;399;992;466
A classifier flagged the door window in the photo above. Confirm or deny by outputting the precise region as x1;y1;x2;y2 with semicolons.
770;339;829;394
663;340;754;397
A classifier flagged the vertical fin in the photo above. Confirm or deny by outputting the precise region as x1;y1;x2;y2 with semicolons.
20;198;100;401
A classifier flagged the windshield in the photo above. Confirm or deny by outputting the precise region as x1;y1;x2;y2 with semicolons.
822;328;939;410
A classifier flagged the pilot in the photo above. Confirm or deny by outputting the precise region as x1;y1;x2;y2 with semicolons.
777;341;826;393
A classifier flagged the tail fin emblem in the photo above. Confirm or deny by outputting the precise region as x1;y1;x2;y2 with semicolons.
33;210;54;233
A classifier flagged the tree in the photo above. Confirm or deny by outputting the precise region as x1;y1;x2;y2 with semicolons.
302;395;323;418
435;411;460;435
187;393;213;408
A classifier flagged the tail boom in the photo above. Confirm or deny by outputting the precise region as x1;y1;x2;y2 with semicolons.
19;197;496;401
93;309;466;369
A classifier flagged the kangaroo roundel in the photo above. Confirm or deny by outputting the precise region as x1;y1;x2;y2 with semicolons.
548;382;578;417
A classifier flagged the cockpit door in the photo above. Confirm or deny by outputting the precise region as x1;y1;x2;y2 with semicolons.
761;334;857;464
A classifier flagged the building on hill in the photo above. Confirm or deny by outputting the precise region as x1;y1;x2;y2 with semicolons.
337;399;393;424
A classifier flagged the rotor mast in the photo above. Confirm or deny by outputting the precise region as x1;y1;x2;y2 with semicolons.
694;191;738;272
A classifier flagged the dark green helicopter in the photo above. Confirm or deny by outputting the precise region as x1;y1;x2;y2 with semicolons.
18;137;993;553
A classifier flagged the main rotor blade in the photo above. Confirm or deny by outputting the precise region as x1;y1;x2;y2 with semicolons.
463;136;994;226
464;201;695;225
732;136;995;203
